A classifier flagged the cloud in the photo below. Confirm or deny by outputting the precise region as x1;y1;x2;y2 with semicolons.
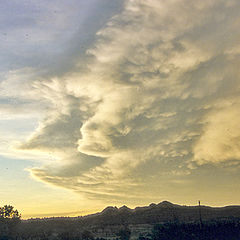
4;0;240;203
194;101;240;163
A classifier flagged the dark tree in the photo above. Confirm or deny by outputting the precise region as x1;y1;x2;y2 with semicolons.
0;205;21;240
0;205;21;219
118;227;131;240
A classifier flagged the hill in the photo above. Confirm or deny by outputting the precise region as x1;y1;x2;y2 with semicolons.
68;201;240;226
15;201;240;240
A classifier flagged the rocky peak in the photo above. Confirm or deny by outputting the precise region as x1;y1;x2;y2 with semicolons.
101;206;118;214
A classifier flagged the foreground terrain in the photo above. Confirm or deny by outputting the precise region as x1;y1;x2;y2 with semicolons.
1;201;240;240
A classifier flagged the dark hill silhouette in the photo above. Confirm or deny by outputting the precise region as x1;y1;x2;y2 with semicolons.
13;202;240;240
24;201;240;224
24;201;240;226
75;201;240;227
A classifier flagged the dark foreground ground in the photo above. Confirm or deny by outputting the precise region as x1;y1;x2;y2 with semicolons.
1;202;240;239
1;219;240;240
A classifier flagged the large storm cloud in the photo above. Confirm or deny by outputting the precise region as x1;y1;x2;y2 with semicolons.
3;0;240;205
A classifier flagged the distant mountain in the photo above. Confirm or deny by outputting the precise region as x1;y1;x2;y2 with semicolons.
74;201;240;227
26;201;240;224
20;202;240;240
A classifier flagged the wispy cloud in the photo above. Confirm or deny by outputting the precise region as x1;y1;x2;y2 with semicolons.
2;0;240;204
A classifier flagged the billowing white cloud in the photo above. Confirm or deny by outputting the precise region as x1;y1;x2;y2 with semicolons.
3;0;240;203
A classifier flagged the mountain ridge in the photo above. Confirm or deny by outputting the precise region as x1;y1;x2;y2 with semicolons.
26;201;240;224
12;201;240;240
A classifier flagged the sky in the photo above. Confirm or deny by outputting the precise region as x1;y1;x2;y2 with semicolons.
1;0;240;219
